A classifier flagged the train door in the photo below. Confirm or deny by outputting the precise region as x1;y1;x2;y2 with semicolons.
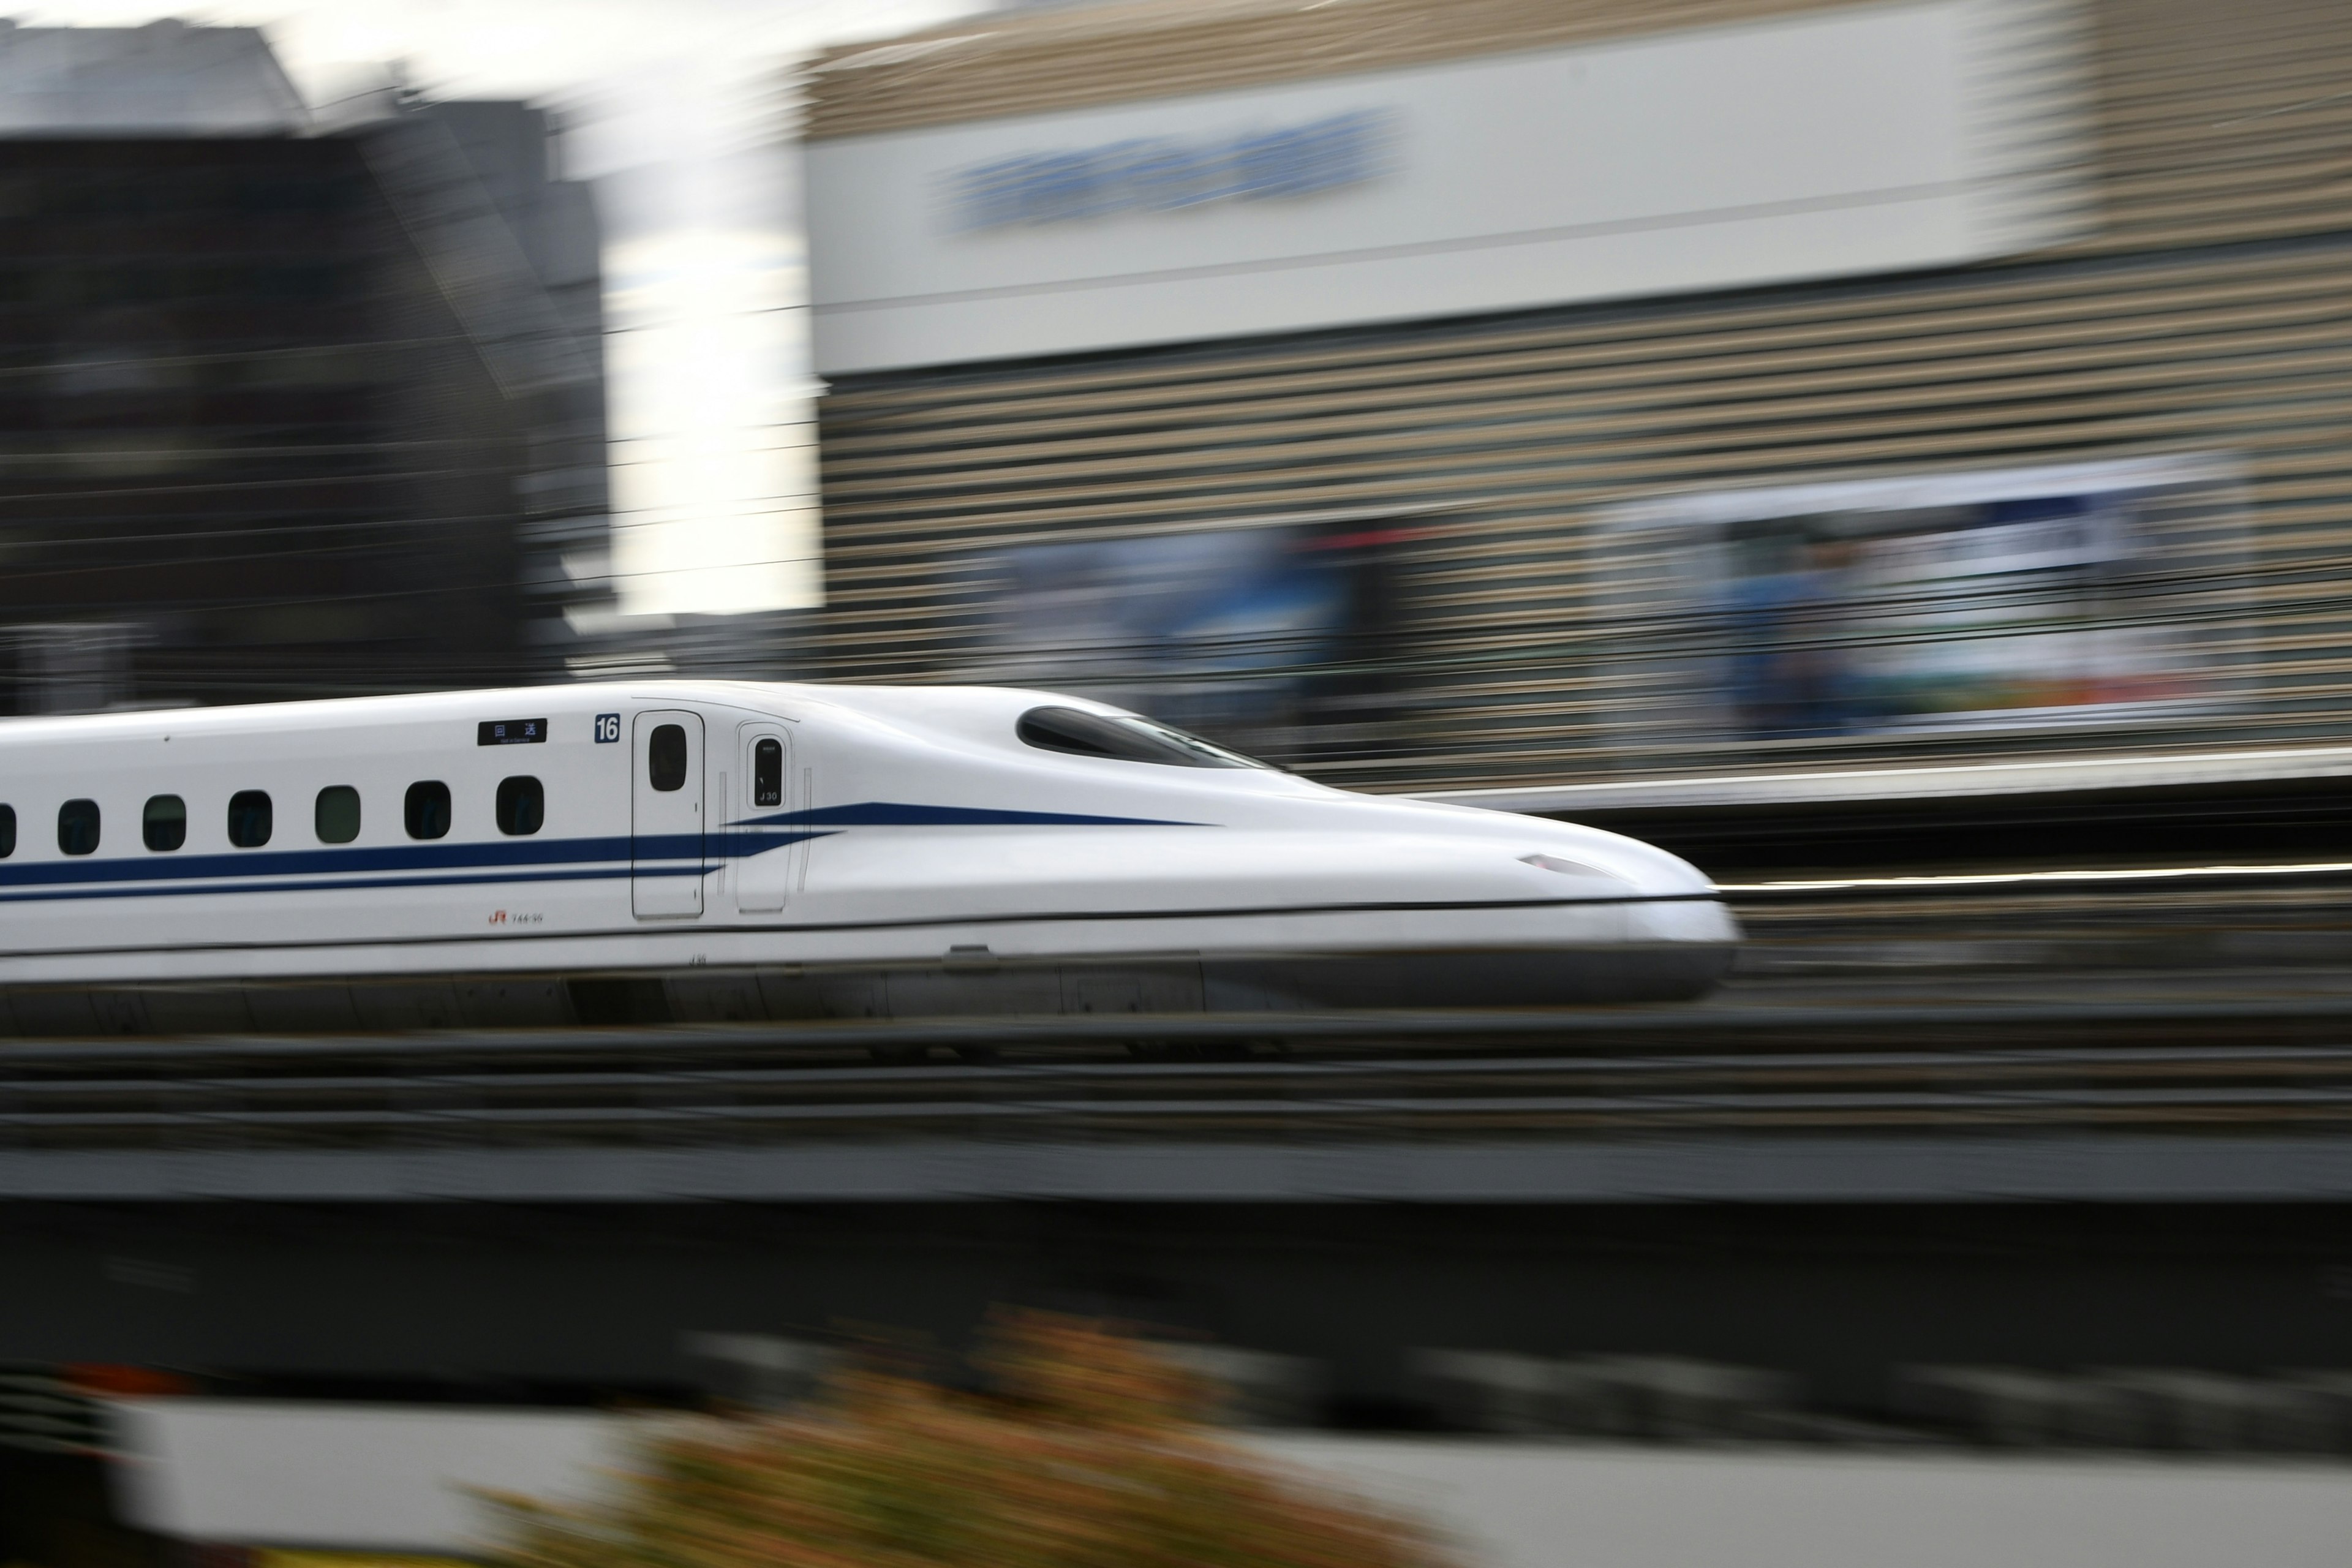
632;710;704;918
736;722;793;913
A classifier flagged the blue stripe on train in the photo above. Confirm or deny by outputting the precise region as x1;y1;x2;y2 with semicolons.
0;833;702;889
0;865;652;905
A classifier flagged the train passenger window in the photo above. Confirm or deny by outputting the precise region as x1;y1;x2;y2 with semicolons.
1015;706;1272;770
647;723;688;792
404;780;451;840
0;804;15;859
495;775;543;836
142;794;186;852
227;790;272;848
315;786;361;845
56;799;99;856
753;737;783;808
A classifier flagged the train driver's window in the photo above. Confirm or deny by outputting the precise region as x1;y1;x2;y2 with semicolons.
227;790;273;849
315;786;361;845
56;799;99;856
648;723;688;791
495;775;543;836
143;794;186;852
753;737;783;807
404;780;451;840
0;804;15;859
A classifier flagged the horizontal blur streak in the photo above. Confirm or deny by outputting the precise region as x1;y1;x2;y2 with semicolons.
0;3;973;707
10;7;2352;1566
94;1361;2352;1568
804;0;2352;804
0;24;610;706
1720;860;2352;892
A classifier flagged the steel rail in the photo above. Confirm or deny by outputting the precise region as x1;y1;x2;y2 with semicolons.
9;1041;2352;1098
5;995;2352;1068
9;1082;2352;1134
5;1047;2352;1136
1725;865;2352;899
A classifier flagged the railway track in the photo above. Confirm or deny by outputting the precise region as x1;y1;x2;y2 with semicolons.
6;999;2352;1144
2;877;2350;1148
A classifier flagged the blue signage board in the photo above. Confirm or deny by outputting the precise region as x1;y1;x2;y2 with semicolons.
946;109;1395;230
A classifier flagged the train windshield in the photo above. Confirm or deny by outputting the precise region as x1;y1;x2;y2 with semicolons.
1016;706;1272;770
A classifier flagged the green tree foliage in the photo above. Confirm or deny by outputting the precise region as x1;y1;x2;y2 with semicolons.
487;1311;1454;1568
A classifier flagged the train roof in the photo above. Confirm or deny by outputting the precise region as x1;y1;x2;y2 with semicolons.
8;685;2345;812
0;682;778;744
0;680;1128;746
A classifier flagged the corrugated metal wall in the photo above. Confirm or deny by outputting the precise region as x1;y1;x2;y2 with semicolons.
814;0;2352;790
807;0;1857;140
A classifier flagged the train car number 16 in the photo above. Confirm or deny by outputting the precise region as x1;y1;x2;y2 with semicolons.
594;713;622;744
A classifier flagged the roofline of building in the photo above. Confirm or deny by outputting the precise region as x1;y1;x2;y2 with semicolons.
802;0;1870;140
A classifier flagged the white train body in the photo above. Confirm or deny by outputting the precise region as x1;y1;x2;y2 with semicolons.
0;682;1736;1031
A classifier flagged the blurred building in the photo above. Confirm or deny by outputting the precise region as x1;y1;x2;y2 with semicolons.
582;606;818;682
0;21;611;712
804;0;2352;789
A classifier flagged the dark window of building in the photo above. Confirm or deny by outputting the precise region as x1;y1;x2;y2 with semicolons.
495;776;543;837
227;790;272;848
648;723;688;791
405;780;451;840
1015;706;1271;770
143;794;186;852
0;132;601;717
753;737;783;808
315;785;360;845
57;799;99;856
0;805;15;859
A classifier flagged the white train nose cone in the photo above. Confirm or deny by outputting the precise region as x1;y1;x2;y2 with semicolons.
1515;824;1719;898
1512;824;1741;949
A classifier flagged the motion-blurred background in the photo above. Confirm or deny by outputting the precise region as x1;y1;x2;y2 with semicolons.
10;0;2352;1564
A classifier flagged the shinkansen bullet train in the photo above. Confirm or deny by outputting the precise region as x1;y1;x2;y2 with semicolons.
0;683;1736;1033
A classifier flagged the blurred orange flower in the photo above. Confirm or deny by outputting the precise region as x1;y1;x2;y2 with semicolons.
485;1311;1452;1568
